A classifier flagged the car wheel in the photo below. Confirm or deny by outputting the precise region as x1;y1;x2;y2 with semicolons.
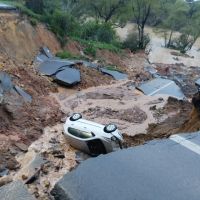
70;113;82;121
104;124;117;133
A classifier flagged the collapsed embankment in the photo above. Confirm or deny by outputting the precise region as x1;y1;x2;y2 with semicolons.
1;11;200;200
0;12;60;65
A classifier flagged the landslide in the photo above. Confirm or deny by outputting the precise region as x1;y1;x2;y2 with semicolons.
0;12;61;64
0;12;63;173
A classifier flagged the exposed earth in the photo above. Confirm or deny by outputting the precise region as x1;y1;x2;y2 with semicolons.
0;11;200;200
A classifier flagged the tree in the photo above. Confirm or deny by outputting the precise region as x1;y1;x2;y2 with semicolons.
161;0;189;48
25;0;44;14
161;0;200;52
130;0;157;49
82;0;129;23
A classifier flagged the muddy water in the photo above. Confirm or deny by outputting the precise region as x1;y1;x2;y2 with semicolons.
116;23;200;66
52;81;169;136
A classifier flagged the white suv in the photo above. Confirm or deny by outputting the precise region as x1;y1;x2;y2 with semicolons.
63;113;123;156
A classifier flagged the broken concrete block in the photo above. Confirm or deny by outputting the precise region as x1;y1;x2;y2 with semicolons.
0;181;35;200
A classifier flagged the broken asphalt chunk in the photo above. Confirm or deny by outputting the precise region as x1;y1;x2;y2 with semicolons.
41;46;54;58
38;60;74;76
14;86;32;103
0;72;13;93
0;72;32;102
137;78;185;100
101;68;128;80
0;181;36;200
54;68;81;86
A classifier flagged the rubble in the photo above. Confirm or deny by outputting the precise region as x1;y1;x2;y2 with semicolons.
0;181;36;200
137;78;185;100
36;47;128;86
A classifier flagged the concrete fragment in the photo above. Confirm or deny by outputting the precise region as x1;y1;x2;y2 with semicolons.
0;181;35;200
101;68;128;80
137;78;185;100
54;68;81;86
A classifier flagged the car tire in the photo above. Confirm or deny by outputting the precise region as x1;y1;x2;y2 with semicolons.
104;124;117;133
70;113;82;121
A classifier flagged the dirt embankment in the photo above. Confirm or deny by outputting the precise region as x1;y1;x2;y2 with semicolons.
0;12;60;65
0;67;63;172
0;11;64;166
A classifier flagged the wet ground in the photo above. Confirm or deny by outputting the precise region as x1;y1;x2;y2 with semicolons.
1;21;200;200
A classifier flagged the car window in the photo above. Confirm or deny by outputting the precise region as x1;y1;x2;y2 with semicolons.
68;127;94;139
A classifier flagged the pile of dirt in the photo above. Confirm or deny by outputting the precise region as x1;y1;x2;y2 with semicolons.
84;106;147;123
124;97;193;147
6;66;57;96
74;65;113;89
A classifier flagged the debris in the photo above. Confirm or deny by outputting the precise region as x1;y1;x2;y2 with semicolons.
38;60;74;76
0;176;12;187
101;68;128;80
54;68;81;86
137;78;185;100
14;86;32;103
144;65;158;76
0;72;32;102
0;181;36;200
14;142;28;152
25;168;41;185
15;153;47;184
41;47;54;59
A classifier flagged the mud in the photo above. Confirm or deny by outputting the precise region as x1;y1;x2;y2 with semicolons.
124;97;192;147
52;81;169;136
14;124;78;200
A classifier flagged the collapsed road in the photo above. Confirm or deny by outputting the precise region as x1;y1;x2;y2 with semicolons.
36;47;128;86
51;131;200;200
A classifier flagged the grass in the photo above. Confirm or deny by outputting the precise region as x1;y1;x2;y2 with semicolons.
72;37;121;54
106;65;123;73
56;50;85;60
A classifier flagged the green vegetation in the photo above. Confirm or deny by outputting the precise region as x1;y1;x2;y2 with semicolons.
55;51;83;59
106;65;123;73
2;0;200;54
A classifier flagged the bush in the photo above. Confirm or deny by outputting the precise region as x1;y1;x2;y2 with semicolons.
84;44;96;57
170;34;194;54
123;31;150;52
46;11;80;39
80;22;116;43
56;50;83;59
56;51;73;59
29;18;38;26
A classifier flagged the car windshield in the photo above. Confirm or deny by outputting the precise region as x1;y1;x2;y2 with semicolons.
68;127;94;139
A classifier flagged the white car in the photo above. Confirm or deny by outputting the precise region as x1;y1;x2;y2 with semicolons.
63;113;123;156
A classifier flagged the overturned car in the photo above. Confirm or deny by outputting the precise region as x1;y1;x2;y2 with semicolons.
63;113;123;156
